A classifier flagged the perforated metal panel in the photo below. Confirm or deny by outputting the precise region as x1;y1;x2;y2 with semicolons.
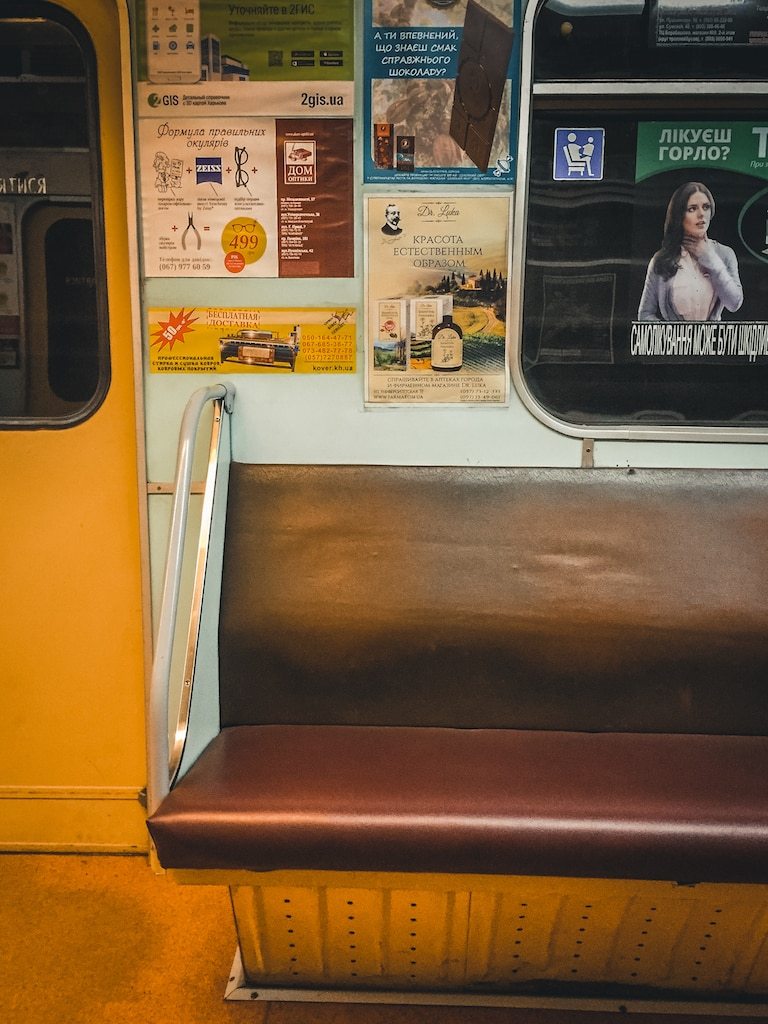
215;871;768;996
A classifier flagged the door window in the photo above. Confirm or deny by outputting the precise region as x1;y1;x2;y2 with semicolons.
0;3;109;426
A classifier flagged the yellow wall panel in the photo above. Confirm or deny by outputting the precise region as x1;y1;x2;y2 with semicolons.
0;793;146;852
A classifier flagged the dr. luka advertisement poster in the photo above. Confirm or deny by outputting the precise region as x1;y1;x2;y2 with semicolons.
630;121;768;365
364;0;520;185
366;195;510;404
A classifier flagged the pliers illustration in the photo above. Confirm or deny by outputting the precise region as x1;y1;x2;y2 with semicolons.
181;211;201;250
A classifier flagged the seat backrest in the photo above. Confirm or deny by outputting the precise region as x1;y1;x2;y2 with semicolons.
218;464;768;734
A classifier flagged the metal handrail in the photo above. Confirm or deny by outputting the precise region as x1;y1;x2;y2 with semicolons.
147;383;235;815
168;394;228;787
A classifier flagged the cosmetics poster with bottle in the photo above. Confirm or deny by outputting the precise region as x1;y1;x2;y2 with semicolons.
364;0;520;185
365;194;510;404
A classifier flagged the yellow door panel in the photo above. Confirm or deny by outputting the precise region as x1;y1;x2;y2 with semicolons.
0;0;147;850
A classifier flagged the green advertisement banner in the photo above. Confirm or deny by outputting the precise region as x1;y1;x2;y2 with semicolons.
138;0;353;85
636;121;768;182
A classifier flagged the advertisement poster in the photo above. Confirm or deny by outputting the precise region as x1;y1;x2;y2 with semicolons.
138;116;353;277
652;0;768;47
630;121;768;365
366;194;510;404
148;306;356;373
137;0;353;114
364;0;519;185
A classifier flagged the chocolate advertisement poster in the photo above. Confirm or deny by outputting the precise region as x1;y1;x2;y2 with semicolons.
364;0;520;185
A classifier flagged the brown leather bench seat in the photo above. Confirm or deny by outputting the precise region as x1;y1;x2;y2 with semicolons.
148;465;768;886
148;725;768;883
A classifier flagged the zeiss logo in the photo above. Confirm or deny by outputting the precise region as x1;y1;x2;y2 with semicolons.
196;157;222;184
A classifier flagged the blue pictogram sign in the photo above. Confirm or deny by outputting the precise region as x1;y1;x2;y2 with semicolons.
553;128;605;181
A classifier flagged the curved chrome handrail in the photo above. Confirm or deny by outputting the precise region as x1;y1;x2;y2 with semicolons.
147;383;235;815
168;395;228;788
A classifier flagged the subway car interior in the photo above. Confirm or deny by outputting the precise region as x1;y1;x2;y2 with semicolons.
3;1;768;1022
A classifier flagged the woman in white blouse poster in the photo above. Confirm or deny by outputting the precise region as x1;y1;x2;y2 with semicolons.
637;181;743;322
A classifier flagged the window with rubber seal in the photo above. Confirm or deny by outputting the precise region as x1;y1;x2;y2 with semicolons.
0;3;109;427
519;0;768;429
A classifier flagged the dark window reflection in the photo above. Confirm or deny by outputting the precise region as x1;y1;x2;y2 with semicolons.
0;5;107;425
535;0;768;82
523;1;768;428
45;218;98;403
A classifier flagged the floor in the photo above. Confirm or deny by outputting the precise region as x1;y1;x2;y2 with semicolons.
1;854;765;1024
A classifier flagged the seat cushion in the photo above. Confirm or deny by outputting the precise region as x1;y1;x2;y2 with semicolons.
147;725;768;883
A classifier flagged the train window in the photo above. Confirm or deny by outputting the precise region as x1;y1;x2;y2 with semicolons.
534;0;768;81
520;0;768;429
0;3;109;426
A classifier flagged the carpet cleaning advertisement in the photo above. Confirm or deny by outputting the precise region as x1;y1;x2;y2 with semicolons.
364;0;520;185
148;306;356;374
366;194;510;404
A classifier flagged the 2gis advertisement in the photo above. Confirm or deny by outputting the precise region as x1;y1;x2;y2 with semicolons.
136;1;354;279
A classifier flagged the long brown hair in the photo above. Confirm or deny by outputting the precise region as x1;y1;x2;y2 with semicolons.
653;181;715;281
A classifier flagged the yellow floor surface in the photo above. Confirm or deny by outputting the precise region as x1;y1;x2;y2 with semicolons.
0;854;765;1024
